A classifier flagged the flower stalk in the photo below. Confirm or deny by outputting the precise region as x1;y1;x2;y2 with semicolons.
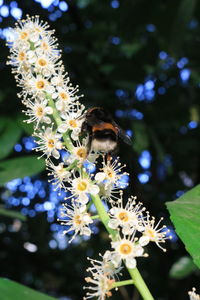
91;193;154;300
7;15;170;300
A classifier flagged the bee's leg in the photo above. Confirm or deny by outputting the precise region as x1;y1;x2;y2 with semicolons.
86;135;92;157
106;153;112;163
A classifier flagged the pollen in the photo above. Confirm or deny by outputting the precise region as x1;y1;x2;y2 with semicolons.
41;42;49;51
20;31;28;40
77;181;88;192
38;58;47;67
69;119;77;128
60;91;69;101
76;147;87;159
36;80;45;89
18;51;26;61
47;139;55;148
119;243;132;255
107;170;114;178
145;228;156;240
74;215;82;225
118;211;129;222
36;106;44;117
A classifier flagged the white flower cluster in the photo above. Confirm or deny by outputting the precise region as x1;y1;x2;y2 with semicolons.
7;16;171;300
84;253;122;300
189;288;200;300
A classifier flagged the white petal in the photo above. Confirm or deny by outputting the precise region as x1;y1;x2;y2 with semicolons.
56;141;63;150
89;184;99;195
52;149;60;159
109;207;118;215
122;225;134;235
43;116;51;124
125;257;137;269
45;107;53;114
108;219;119;229
79;194;89;204
79;205;87;213
95;172;106;182
82;227;92;236
134;245;144;256
139;236;150;247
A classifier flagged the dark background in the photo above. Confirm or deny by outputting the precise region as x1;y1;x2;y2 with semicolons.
0;0;200;299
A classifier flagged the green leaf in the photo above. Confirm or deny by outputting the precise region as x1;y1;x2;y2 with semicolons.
0;156;45;185
0;278;57;300
0;207;26;221
169;256;198;279
166;185;200;268
0;117;22;160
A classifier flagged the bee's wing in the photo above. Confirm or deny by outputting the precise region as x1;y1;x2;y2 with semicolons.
112;121;132;145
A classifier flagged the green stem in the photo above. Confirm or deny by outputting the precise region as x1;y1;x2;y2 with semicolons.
65;160;78;171
91;194;155;300
47;95;74;151
91;214;99;220
112;279;134;288
91;194;117;238
128;268;154;300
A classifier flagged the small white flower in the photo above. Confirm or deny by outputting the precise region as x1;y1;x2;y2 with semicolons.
108;194;146;234
110;232;148;269
52;84;82;112
22;98;53;129
95;156;129;188
188;288;200;300
59;202;93;243
71;175;99;204
57;103;85;140
46;160;70;192
138;214;171;251
27;75;53;95
34;127;63;159
65;172;99;204
68;143;88;164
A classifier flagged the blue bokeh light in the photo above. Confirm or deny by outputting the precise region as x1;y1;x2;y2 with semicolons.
175;190;185;198
59;1;68;12
10;7;22;19
158;86;166;95
139;150;152;169
111;0;119;8
188;121;198;129
116;174;129;189
111;36;121;45
10;1;18;8
0;5;9;17
115;89;127;99
177;57;188;69
146;24;156;32
180;68;191;83
138;172;150;184
129;109;144;120
83;161;96;174
135;80;155;102
14;143;22;152
126;129;132;138
159;51;168;60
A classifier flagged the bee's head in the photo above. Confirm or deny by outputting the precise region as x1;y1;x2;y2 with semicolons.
86;107;112;123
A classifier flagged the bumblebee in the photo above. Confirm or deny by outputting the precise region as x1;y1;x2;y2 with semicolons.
80;107;131;156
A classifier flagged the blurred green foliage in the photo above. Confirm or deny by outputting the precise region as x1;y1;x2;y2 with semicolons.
0;0;200;300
